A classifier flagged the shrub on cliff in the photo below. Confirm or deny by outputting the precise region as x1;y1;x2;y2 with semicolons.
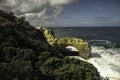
40;57;100;80
0;10;100;80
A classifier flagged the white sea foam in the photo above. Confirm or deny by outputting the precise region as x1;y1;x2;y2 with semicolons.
65;46;78;52
67;46;120;80
88;47;120;80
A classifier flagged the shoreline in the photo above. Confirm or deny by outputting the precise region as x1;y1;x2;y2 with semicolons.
67;46;120;80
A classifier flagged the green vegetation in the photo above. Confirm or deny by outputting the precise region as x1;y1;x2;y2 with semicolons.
0;10;100;80
36;27;91;59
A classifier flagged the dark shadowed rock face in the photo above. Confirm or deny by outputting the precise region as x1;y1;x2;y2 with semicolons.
0;10;100;80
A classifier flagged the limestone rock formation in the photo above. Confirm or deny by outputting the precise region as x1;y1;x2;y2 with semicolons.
36;27;91;59
0;10;100;80
36;26;54;41
51;37;91;59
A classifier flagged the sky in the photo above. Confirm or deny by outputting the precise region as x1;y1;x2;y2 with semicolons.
0;0;120;27
55;0;120;27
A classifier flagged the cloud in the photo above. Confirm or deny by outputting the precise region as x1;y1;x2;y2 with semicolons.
50;0;78;6
0;0;78;26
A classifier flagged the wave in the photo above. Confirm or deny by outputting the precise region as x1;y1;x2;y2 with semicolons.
67;29;73;30
89;47;120;80
70;46;120;80
88;40;117;48
67;40;120;80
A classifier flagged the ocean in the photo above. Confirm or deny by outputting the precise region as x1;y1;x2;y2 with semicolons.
49;27;120;80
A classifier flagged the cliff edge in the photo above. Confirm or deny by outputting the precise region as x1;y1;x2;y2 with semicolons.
0;10;100;80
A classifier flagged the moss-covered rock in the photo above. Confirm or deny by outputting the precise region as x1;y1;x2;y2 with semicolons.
36;27;91;59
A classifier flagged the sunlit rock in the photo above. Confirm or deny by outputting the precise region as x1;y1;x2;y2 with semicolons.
36;27;91;59
36;26;54;41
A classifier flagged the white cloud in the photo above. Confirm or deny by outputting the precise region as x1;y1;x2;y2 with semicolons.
50;0;78;6
0;0;79;26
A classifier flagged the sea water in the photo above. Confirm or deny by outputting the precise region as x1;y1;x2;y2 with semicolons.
49;27;120;80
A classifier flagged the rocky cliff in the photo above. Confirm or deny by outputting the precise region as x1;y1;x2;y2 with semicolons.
0;10;100;80
36;26;91;59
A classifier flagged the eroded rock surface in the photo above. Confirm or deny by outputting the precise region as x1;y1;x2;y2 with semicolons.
36;27;91;59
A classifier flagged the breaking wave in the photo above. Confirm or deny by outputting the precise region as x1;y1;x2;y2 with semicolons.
88;46;120;80
88;40;117;48
67;39;120;80
69;45;120;80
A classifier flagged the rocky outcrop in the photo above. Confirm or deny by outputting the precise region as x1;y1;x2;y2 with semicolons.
36;27;91;59
36;26;54;41
0;10;100;80
50;37;91;59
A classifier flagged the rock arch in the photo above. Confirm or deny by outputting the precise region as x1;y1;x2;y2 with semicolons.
36;27;91;59
49;37;91;59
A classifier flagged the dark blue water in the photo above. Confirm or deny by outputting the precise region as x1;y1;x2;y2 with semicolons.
48;27;120;80
48;27;120;48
